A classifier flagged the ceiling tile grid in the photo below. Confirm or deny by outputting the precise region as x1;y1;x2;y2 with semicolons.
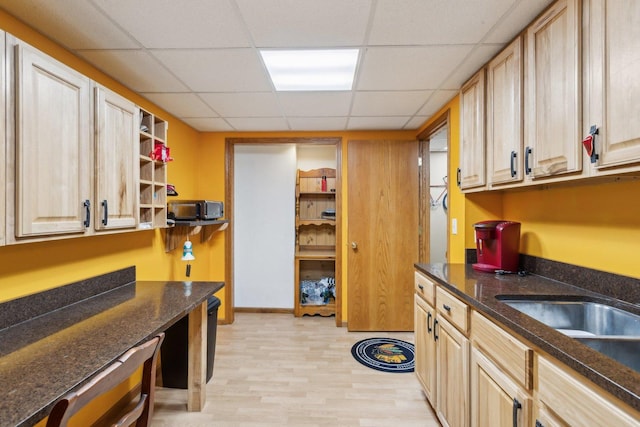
0;0;554;132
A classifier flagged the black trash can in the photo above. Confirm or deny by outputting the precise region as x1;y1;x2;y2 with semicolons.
161;296;220;389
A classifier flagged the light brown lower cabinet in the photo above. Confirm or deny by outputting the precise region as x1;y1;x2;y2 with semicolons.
435;315;469;427
414;294;436;403
414;270;640;427
470;348;531;427
536;356;639;427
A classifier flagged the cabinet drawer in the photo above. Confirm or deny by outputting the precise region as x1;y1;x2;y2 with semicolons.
538;356;640;426
436;287;469;333
415;271;435;305
471;311;533;390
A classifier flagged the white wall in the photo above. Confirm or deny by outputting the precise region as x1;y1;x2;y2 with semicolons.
234;145;296;308
296;145;337;170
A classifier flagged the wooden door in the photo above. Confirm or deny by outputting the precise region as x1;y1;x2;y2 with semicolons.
487;37;523;186
14;41;91;237
95;85;138;230
586;0;640;169
459;69;486;190
470;348;530;427
525;0;581;179
436;316;469;427
347;139;418;331
415;295;436;404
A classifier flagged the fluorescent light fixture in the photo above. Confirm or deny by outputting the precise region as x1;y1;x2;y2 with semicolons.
260;49;359;91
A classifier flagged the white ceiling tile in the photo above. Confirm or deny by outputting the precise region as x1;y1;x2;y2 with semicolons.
439;45;504;90
151;49;272;92
369;0;517;45
352;91;433;116
347;116;411;130
278;92;352;117
77;49;189;92
357;46;474;91
226;117;289;131
288;117;348;131
485;0;555;44
0;0;138;49
141;93;218;118
199;92;281;117
235;0;371;47
405;116;430;130
417;90;459;116
93;0;252;48
181;117;234;131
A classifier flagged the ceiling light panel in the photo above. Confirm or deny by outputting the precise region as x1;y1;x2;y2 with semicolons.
260;49;359;91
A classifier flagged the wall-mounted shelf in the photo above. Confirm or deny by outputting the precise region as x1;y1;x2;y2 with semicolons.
164;219;229;252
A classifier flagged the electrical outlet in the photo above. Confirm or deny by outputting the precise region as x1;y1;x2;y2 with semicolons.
452;218;458;235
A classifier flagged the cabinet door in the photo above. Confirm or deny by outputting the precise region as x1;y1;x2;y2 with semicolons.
0;31;5;246
524;0;581;179
538;356;640;426
95;85;138;230
436;316;469;427
470;348;531;427
585;0;640;169
487;37;523;186
459;69;486;190
14;41;91;237
415;295;436;405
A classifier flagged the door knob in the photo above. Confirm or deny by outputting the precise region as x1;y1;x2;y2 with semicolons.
351;242;358;249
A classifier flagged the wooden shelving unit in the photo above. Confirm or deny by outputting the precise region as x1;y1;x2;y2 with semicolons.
294;168;336;317
139;108;168;229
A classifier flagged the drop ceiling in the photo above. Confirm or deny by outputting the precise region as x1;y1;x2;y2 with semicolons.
0;0;554;132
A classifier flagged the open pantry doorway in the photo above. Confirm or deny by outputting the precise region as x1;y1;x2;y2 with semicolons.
225;138;342;326
417;111;450;264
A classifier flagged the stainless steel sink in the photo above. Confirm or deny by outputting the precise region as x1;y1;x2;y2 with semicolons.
499;298;640;372
500;300;640;338
575;337;640;372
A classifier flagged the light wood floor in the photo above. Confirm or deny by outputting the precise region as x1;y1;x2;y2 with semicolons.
151;312;439;426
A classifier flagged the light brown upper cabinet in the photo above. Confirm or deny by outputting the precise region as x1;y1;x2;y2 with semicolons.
584;0;640;171
458;69;486;191
10;38;92;238
0;31;5;247
487;37;523;186
94;85;139;231
524;0;582;180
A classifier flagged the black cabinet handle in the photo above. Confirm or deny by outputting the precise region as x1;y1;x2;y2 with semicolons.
525;146;532;175
510;151;517;177
456;167;461;187
101;200;108;226
512;398;522;427
83;200;91;228
535;420;544;427
433;319;439;341
443;304;451;312
427;311;432;333
418;284;424;291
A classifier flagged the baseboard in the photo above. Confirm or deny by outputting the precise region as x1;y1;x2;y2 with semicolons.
234;307;294;314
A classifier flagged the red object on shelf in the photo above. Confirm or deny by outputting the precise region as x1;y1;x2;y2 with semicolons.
150;141;173;162
321;175;327;192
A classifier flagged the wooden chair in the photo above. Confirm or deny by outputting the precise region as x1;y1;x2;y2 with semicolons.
46;333;165;427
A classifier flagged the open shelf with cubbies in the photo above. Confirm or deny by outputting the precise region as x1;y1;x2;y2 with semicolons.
138;108;168;229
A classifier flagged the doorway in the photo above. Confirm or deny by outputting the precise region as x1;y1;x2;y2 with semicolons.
225;138;342;325
418;111;450;263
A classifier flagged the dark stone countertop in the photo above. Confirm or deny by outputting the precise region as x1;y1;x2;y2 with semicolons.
415;263;640;412
0;279;224;427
